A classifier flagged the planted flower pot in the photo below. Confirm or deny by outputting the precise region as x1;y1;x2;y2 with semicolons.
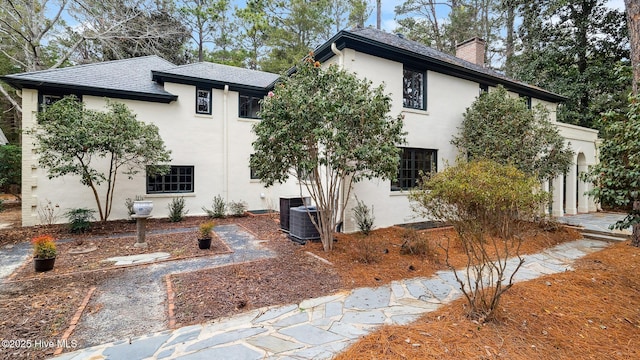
198;238;212;249
34;257;56;272
132;200;153;216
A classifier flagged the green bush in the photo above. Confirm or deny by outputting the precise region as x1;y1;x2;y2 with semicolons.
0;144;21;194
410;159;548;322
65;208;96;233
203;195;226;218
168;197;188;222
228;200;247;217
352;198;375;235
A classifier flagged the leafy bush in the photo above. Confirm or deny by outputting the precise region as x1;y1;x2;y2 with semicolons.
228;200;247;217
0;144;21;195
410;160;548;322
352;198;375;235
32;235;57;259
65;208;96;233
168;197;188;222
0;199;3;213
203;195;226;218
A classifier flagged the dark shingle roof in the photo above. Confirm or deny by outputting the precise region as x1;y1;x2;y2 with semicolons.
152;62;279;92
1;56;178;103
315;28;565;102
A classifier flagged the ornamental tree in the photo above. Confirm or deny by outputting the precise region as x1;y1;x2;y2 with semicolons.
409;160;549;321
452;85;573;181
31;96;171;221
583;95;640;246
251;57;406;251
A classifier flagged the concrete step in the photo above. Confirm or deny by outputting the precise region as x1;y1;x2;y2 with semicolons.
581;230;629;242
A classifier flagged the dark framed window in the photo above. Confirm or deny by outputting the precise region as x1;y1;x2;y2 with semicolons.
38;92;81;112
147;166;194;194
403;67;426;110
479;83;489;95
520;94;532;109
249;154;260;179
391;148;437;191
196;88;212;114
240;94;262;119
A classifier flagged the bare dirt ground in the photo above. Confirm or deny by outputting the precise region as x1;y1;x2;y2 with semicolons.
3;204;639;359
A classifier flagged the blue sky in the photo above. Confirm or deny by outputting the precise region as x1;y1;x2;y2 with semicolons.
366;0;626;32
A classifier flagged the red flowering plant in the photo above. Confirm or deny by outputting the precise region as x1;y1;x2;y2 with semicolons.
32;235;57;259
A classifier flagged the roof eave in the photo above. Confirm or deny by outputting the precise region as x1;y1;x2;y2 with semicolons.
152;71;273;94
1;76;177;104
314;31;567;103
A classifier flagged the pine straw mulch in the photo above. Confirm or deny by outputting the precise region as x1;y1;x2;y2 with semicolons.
169;222;581;326
337;240;640;360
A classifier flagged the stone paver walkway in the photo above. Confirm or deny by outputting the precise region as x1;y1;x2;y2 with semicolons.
54;237;612;360
557;212;629;234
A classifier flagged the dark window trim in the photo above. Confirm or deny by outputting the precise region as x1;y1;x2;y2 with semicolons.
38;91;82;112
196;87;212;115
147;165;195;194
391;147;437;191
402;67;426;110
520;94;532;109
479;83;489;94
239;93;263;119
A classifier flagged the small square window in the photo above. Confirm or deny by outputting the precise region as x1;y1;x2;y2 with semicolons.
196;88;212;115
403;68;426;110
240;94;262;119
38;92;81;113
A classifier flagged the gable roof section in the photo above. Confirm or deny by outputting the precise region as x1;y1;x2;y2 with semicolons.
152;62;280;94
314;28;565;103
0;56;178;103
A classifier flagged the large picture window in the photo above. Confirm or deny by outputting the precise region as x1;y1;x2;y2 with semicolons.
196;88;211;114
391;148;437;191
147;166;194;194
403;68;425;110
239;94;262;119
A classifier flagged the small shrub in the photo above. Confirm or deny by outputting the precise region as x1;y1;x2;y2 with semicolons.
38;199;62;225
352;198;375;235
0;199;4;213
32;235;57;259
400;228;433;257
203;195;226;218
228;200;248;217
65;208;96;233
352;235;382;264
168;197;188;222
125;195;145;218
198;221;215;239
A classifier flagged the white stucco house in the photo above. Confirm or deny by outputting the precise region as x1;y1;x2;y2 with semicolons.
1;28;599;230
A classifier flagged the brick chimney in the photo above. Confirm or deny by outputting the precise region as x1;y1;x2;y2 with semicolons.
456;37;486;66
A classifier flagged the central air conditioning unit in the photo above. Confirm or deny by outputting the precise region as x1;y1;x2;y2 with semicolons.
289;206;320;244
279;196;310;232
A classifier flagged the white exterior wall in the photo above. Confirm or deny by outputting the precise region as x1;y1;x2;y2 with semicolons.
334;50;480;232
21;84;302;226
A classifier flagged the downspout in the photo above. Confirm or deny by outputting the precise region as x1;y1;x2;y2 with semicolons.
331;42;346;231
223;85;229;202
331;43;344;68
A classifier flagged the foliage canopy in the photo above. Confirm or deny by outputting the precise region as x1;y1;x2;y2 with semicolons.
410;159;549;321
32;96;171;222
251;56;406;251
452;85;573;181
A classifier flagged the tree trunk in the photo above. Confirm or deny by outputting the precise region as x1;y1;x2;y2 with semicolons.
633;200;640;247
626;0;640;95
504;0;515;76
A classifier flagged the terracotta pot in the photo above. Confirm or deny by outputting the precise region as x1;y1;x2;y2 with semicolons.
198;238;211;249
133;201;153;216
34;257;56;272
